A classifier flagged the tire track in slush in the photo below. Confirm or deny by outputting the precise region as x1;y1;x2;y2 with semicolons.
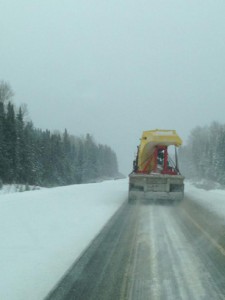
45;199;225;300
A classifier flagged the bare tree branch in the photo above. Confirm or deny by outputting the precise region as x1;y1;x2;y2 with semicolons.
0;80;14;103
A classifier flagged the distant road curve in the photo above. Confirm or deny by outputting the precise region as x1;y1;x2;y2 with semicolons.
45;197;225;300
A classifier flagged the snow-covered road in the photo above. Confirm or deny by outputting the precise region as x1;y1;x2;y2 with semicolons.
0;179;225;299
46;185;225;300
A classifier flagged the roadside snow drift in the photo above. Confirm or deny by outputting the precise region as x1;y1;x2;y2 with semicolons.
0;179;128;300
185;182;225;219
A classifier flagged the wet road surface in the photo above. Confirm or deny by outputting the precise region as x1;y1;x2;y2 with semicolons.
45;198;225;300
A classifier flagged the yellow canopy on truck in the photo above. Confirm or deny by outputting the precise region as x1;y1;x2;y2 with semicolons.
137;129;182;172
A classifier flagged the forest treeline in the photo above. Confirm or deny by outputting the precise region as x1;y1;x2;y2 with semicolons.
179;122;225;185
0;81;119;186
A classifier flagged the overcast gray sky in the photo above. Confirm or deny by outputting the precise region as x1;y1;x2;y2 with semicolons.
1;0;225;174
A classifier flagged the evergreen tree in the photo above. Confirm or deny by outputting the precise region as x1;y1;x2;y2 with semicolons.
15;107;26;182
40;130;52;186
22;122;37;185
0;102;7;181
82;134;98;182
4;102;17;182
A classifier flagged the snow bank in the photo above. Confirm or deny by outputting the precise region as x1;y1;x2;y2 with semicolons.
185;181;225;218
0;184;42;195
0;179;128;300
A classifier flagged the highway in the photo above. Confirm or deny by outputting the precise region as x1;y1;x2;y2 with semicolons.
45;197;225;300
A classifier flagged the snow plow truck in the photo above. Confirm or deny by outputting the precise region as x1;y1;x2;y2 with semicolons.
129;129;184;203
